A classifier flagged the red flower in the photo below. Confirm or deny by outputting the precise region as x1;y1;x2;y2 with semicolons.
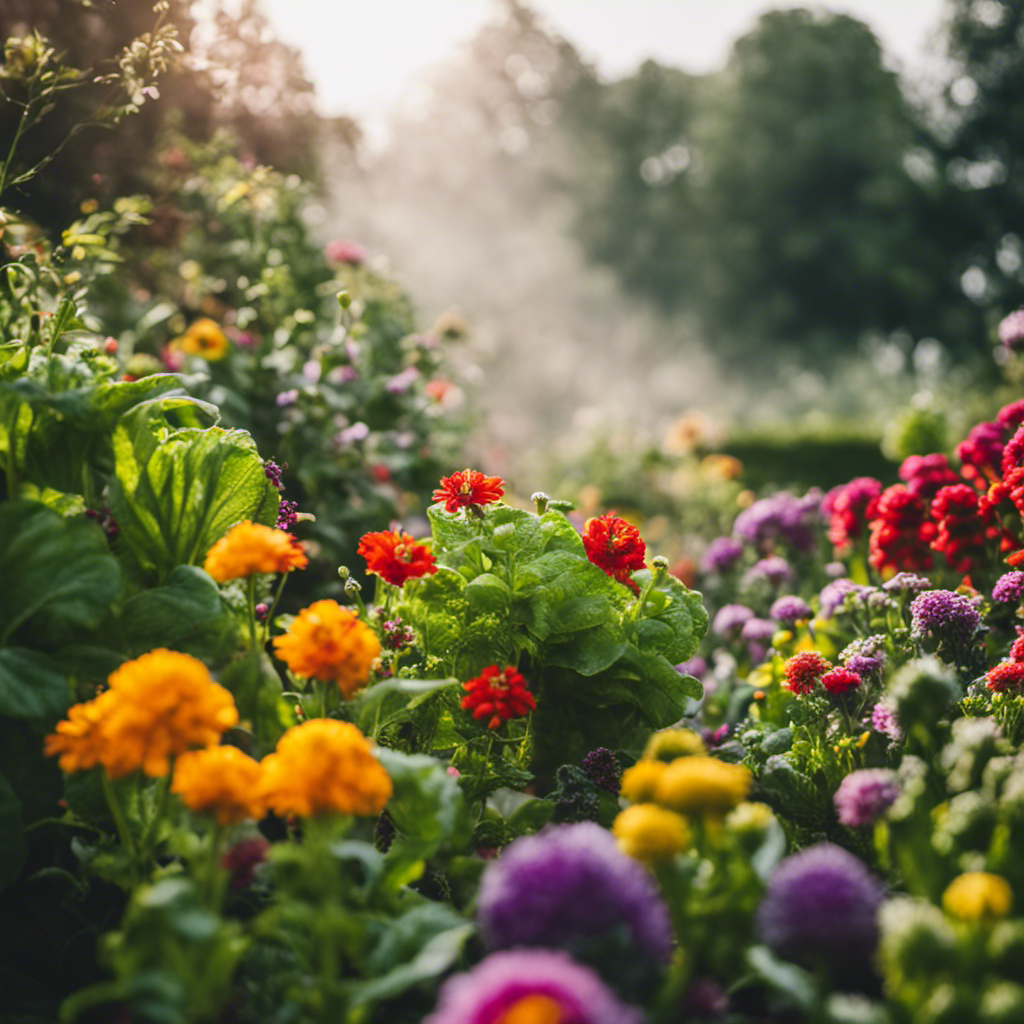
930;484;1000;575
821;667;862;696
824;477;881;551
868;485;935;576
986;660;1024;693
432;469;505;514
899;454;961;501
783;652;832;695
358;530;437;586
461;665;536;730
582;513;646;593
1011;634;1024;661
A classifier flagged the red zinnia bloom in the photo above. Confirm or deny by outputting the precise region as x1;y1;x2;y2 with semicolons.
821;667;862;696
868;485;935;576
899;454;961;502
1010;634;1024;662
358;530;437;586
957;421;1005;489
432;469;506;514
986;660;1024;693
930;484;999;575
582;513;646;593
783;652;833;696
461;665;536;730
825;477;882;551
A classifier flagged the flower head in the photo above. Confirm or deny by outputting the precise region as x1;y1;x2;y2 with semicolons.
868;485;935;576
783;651;833;695
176;317;230;361
654;756;752;816
702;536;744;574
834;769;900;827
821;666;863;696
999;309;1024;350
824;477;882;550
742;555;793;588
357;529;437;586
203;521;308;582
993;571;1024;604
643;727;706;762
986;660;1024;693
771;595;813;624
840;635;887;676
581;748;621;793
432;469;505;514
899;454;961;502
45;650;238;779
613;804;691;863
619;759;668;803
273;600;380;697
581;513;646;592
259;719;391;818
733;490;822;553
882;572;933;595
477;822;673;962
324;238;367;265
872;701;902;741
712;603;754;639
423;949;644;1024
909;589;982;659
461;665;536;730
957;420;1005;486
222;837;270;888
171;745;265;824
942;872;1012;921
758;843;884;963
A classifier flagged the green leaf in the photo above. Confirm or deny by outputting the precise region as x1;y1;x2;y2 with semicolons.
464;573;510;614
0;501;121;649
630;569;710;665
0;772;27;893
0;648;70;719
108;401;279;582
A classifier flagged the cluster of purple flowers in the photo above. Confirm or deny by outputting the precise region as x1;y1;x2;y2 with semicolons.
742;554;794;589
834;769;900;827
840;635;887;677
770;595;812;624
992;571;1024;604
732;489;823;553
702;536;744;574
819;578;872;619
909;589;982;655
713;603;754;639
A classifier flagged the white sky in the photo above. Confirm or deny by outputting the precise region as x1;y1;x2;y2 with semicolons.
258;0;949;122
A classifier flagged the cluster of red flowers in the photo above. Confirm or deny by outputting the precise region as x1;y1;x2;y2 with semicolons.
899;453;960;501
432;469;505;515
822;477;881;551
868;485;935;576
930;485;999;576
783;652;832;696
461;665;536;730
986;632;1024;693
582;513;646;593
358;529;437;586
820;666;862;696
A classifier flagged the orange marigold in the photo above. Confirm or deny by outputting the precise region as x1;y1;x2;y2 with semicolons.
432;468;505;514
203;520;308;582
357;529;437;586
272;599;380;697
45;649;239;779
177;317;230;361
259;718;392;818
172;745;266;824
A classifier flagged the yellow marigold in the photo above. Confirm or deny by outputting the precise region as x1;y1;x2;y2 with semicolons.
613;803;691;863
654;756;752;817
177;317;230;361
726;801;777;834
259;718;392;818
44;689;119;774
272;599;380;697
619;759;668;804
203;520;308;583
643;727;707;762
171;745;265;825
942;872;1012;922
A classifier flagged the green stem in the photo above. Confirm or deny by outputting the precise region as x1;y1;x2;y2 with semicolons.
101;772;140;889
262;571;290;644
139;773;172;870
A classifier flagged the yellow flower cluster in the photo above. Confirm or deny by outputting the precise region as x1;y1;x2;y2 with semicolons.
613;803;691;863
273;599;380;697
174;317;230;361
259;719;392;818
171;745;265;825
643;727;707;762
942;872;1012;922
203;520;308;583
45;649;238;779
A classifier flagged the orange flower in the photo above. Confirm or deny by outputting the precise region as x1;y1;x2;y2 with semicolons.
45;649;239;779
582;513;646;593
259;719;392;818
272;599;380;697
172;745;266;824
203;520;308;582
432;469;505;514
177;317;230;361
357;529;437;586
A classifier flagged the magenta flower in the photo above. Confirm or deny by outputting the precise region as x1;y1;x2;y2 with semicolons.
834;769;900;827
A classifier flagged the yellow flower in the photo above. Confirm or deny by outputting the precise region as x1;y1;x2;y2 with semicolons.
613;803;691;863
259;719;392;818
273;599;380;697
942;872;1012;921
619;759;668;804
654;756;752;817
45;649;238;779
177;317;230;361
643;727;707;762
172;745;265;825
203;520;308;582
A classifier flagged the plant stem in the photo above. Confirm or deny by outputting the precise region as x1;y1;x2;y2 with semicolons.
101;772;140;889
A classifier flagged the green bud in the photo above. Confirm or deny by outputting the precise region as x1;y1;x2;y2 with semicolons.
531;491;550;513
337;566;350;581
337;290;351;309
343;577;361;596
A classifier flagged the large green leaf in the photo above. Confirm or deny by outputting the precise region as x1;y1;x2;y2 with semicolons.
0;772;27;893
0;649;70;719
108;401;279;582
629;569;710;665
0;501;121;649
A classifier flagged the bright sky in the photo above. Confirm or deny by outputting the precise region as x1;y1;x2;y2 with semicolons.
259;0;949;123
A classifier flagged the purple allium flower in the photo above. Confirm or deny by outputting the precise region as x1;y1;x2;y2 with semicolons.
742;617;776;644
733;490;823;553
834;769;900;827
713;603;754;639
275;499;298;530
999;308;1024;350
676;654;707;678
840;636;887;676
757;844;884;963
819;579;870;619
275;389;299;407
386;365;421;393
872;701;902;741
582;748;621;793
742;555;794;589
254;602;269;622
882;572;933;595
910;590;982;654
423;949;644;1024
770;595;813;624
702;536;744;574
993;571;1024;604
263;459;285;489
477;822;673;962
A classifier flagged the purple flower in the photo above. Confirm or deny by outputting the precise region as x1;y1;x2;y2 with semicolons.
582;748;621;793
477;822;673;962
275;499;298;530
733;489;823;553
872;702;902;741
993;571;1024;604
825;561;847;578
834;769;900;827
302;359;322;384
758;844;884;963
999;308;1024;350
910;590;982;657
819;579;870;619
840;636;887;676
423;949;644;1024
275;389;299;407
386;366;421;393
882;572;932;595
676;655;707;678
742;616;776;665
236;332;256;350
327;365;358;384
742;555;794;589
263;460;285;490
702;536;744;574
712;603;754;639
336;421;370;445
770;595;813;624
